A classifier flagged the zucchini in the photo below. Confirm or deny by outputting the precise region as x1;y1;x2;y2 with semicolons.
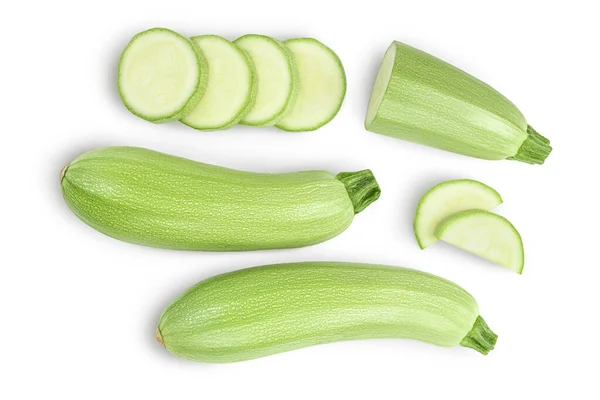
365;41;552;164
157;262;498;363
118;28;208;123
60;147;380;251
180;35;256;131
436;210;525;274
275;38;346;132
414;179;503;249
233;34;299;126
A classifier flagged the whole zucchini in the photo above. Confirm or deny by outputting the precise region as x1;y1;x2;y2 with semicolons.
157;262;497;363
365;41;552;164
61;147;380;251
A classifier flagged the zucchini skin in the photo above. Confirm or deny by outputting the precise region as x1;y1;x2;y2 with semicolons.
366;42;551;164
157;262;496;363
61;147;379;251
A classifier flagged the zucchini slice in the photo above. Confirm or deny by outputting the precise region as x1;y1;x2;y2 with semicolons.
233;34;299;126
118;28;208;123
414;179;503;249
275;38;346;132
181;35;256;131
436;210;525;274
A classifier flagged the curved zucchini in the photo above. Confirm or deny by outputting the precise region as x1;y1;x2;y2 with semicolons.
60;147;380;251
157;262;497;363
365;41;552;164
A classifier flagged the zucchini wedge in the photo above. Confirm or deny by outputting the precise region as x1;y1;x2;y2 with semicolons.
436;210;525;273
414;179;503;249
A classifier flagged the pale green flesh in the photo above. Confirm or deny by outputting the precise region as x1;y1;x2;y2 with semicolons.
181;35;256;130
415;179;503;249
234;35;298;126
436;210;524;273
158;262;482;363
365;41;528;160
118;28;206;123
365;42;396;126
61;147;357;251
276;39;346;132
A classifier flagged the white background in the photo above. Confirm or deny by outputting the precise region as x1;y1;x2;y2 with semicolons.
2;0;599;398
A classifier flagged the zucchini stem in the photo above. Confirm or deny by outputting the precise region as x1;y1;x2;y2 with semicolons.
460;316;498;355
337;170;381;214
509;125;552;165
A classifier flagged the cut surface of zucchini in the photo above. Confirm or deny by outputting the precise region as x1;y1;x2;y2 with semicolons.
275;38;346;132
364;41;552;164
436;210;524;274
234;34;299;126
414;180;503;249
181;35;256;130
118;28;207;123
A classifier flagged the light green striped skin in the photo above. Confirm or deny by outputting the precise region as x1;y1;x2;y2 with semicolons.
365;41;551;164
157;262;497;363
61;147;380;251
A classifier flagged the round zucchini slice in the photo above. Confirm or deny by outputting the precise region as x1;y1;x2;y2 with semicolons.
234;34;299;127
275;38;346;132
180;35;256;131
118;28;208;123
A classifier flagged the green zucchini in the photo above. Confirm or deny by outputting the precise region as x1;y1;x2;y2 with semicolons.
275;38;346;132
414;179;503;249
233;34;299;126
117;28;208;123
157;262;497;363
436;210;525;274
180;35;257;131
365;41;552;164
60;147;380;251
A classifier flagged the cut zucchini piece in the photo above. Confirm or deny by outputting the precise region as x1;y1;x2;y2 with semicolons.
364;41;551;164
436;210;524;274
275;38;346;132
181;35;256;131
414;179;503;249
118;28;208;123
233;34;299;127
